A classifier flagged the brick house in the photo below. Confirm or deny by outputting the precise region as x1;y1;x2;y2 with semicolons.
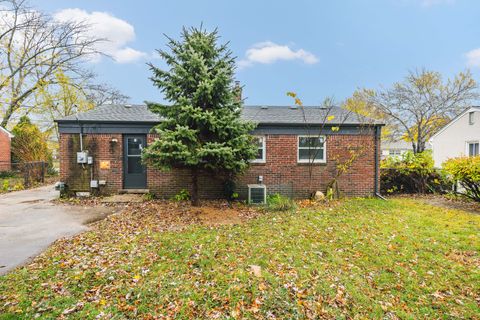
55;104;383;200
0;127;13;172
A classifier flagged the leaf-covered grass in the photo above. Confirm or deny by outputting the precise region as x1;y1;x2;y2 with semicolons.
0;199;479;319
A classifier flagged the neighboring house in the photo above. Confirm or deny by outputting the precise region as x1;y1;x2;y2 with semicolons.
381;140;412;159
430;106;480;168
0;127;13;172
381;139;431;160
55;104;383;200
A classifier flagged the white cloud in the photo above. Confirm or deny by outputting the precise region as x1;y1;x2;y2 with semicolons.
53;8;146;64
238;42;318;68
466;48;480;68
111;47;147;64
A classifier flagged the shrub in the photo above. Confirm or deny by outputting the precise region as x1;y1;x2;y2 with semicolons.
266;193;297;212
443;156;480;202
47;164;58;176
0;171;16;179
12;183;24;191
2;180;9;191
171;189;190;202
223;179;238;201
11;116;52;164
143;192;155;201
381;151;448;194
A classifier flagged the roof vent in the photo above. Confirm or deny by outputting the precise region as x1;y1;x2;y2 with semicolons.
260;105;268;109
125;104;132;108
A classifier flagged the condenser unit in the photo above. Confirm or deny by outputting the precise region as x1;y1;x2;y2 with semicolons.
248;184;266;204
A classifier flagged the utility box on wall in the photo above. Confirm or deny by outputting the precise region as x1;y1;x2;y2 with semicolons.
77;151;88;164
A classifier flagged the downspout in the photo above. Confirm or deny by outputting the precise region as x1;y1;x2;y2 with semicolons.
374;125;386;200
75;114;83;151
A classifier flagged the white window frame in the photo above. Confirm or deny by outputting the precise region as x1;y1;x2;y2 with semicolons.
251;136;266;163
466;141;479;156
469;112;475;125
389;149;402;156
297;135;326;163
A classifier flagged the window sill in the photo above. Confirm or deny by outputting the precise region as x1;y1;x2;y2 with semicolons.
297;161;327;166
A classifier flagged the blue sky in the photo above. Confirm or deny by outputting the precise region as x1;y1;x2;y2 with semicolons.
37;0;480;106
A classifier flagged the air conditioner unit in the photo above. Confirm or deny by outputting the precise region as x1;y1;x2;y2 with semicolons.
248;184;267;204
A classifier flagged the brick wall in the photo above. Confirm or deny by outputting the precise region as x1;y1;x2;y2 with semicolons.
236;134;377;198
59;132;378;198
0;130;11;172
146;134;225;199
60;133;123;195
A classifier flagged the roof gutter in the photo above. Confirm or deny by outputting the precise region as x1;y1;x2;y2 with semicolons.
54;119;386;127
54;119;161;125
373;125;385;200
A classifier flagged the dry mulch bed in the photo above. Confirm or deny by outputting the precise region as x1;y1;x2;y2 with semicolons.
54;197;266;230
391;194;480;215
113;200;264;231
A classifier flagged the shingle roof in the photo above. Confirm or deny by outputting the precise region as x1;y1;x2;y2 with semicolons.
242;105;378;125
56;104;381;125
381;140;412;150
57;104;162;123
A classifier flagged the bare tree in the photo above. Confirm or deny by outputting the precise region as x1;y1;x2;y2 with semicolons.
34;70;130;141
0;0;104;128
287;93;374;199
86;83;130;107
365;69;478;153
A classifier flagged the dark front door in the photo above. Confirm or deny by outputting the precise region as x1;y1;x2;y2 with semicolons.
123;135;147;189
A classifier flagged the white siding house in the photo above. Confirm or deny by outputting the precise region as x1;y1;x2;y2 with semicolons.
381;139;432;159
381;140;412;159
429;107;480;168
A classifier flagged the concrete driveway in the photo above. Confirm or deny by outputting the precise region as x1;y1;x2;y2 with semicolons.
0;185;117;275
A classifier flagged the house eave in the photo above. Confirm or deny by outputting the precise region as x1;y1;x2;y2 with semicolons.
430;106;480;142
55;119;384;127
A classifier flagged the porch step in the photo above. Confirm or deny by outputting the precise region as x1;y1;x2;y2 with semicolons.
101;194;144;204
119;189;150;194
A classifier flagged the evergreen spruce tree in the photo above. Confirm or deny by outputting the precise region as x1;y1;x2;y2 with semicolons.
143;27;257;206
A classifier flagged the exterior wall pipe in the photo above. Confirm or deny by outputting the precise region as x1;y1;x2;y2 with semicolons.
374;125;386;200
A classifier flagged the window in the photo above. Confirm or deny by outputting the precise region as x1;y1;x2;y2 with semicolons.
252;136;266;163
126;137;144;174
389;149;402;156
469;112;475;125
468;142;479;156
298;135;326;163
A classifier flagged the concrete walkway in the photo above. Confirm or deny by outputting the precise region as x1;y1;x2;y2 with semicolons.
0;185;116;275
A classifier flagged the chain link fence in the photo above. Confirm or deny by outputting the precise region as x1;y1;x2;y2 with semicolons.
0;161;47;189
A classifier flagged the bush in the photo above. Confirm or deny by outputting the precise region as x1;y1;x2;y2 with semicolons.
2;180;9;191
443;156;480;202
143;192;155;201
381;151;448;194
171;189;190;202
11;116;53;165
0;171;16;179
266;193;297;212
223;179;238;201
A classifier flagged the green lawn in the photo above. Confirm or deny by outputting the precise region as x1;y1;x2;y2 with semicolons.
0;199;479;319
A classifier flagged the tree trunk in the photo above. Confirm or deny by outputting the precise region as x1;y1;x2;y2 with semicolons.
191;169;200;207
411;142;417;154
